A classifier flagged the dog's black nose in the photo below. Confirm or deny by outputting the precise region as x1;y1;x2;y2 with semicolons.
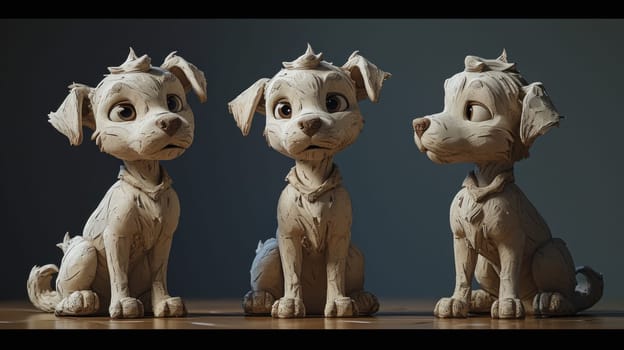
413;118;430;138
299;117;322;137
158;117;182;136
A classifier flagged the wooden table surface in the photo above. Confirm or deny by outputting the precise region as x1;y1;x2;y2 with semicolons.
1;299;624;330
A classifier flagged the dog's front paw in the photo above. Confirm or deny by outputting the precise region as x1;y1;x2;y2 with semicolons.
470;289;497;314
325;297;359;318
434;297;469;318
153;297;187;317
55;290;100;316
271;297;305;318
491;298;525;319
243;290;275;315
533;292;575;316
109;297;144;319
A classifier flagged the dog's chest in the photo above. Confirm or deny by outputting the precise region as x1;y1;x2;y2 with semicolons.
84;180;180;260
293;189;337;253
453;190;498;261
131;188;179;251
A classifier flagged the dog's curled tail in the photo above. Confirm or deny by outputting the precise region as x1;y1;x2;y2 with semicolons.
573;266;604;312
27;264;61;312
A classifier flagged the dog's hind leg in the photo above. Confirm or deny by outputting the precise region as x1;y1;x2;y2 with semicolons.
346;244;379;315
471;256;499;313
54;236;100;316
529;238;577;316
243;238;283;315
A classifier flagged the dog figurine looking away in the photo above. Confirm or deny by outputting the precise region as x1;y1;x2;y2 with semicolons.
27;48;207;318
412;50;603;319
228;45;390;318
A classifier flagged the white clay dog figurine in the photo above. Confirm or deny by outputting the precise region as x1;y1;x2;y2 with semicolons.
229;45;390;318
27;48;207;319
412;50;603;319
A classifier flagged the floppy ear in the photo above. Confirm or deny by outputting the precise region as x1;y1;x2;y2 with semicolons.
161;52;208;103
341;51;391;102
520;82;561;148
48;83;95;146
227;78;269;136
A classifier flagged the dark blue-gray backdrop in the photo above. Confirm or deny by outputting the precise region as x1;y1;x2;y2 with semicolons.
1;19;622;305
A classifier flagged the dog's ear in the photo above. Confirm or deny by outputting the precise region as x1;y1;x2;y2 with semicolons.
161;52;208;103
342;51;391;102
48;83;95;146
520;82;561;148
228;78;269;136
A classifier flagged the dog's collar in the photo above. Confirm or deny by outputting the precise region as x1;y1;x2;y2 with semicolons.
118;165;172;200
462;169;514;203
286;164;342;202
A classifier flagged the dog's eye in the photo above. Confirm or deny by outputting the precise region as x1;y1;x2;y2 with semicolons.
326;94;348;113
167;95;183;113
466;103;491;122
274;101;292;119
109;103;136;122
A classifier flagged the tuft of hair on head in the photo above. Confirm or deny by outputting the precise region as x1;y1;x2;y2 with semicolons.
464;49;518;73
108;47;152;74
282;43;327;70
55;232;72;254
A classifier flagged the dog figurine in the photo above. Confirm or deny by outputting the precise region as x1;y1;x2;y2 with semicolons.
412;50;603;319
27;48;207;319
228;45;390;318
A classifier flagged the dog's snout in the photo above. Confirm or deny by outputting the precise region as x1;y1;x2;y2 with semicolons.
413;118;430;138
158;117;182;137
298;117;322;137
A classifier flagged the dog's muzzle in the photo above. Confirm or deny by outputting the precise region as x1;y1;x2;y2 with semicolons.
298;116;322;137
412;117;430;152
156;115;183;137
413;117;430;138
